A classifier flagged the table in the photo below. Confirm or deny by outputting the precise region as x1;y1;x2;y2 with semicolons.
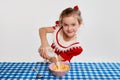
0;62;120;80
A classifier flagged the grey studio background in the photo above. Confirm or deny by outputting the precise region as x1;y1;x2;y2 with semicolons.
0;0;120;62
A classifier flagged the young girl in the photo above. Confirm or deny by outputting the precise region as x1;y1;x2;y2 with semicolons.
38;5;83;62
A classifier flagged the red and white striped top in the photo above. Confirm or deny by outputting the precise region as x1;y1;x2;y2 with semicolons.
51;25;83;62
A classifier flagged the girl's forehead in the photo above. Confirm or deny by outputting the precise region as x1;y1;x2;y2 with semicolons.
63;14;78;19
62;16;78;22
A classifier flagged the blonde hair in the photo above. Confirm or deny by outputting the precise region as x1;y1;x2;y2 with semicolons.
59;7;82;25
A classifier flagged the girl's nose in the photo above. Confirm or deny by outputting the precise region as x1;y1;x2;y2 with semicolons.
67;26;72;30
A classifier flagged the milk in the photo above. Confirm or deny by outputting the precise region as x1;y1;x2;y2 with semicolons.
47;49;60;70
55;55;60;71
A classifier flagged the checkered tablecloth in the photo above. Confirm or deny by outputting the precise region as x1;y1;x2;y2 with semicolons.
0;62;120;80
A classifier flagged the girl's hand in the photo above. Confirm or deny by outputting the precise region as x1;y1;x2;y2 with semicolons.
49;57;57;63
38;45;51;60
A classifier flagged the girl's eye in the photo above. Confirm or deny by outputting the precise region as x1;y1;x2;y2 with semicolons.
63;24;68;27
72;24;76;26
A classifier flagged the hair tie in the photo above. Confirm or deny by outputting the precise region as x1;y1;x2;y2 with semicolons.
55;20;59;25
73;5;79;10
55;20;59;26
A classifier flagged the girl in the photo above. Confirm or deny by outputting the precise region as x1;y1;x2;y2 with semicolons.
38;5;83;62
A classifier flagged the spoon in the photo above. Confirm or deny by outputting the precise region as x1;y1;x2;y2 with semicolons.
32;67;43;78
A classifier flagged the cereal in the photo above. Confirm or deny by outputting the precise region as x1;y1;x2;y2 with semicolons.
52;63;69;71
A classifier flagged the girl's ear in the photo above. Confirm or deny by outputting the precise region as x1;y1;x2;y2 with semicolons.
78;23;82;29
79;20;83;27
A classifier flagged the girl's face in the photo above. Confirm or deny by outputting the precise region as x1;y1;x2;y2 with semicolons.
61;16;80;39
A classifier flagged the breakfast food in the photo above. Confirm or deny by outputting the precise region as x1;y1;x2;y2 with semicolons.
49;61;70;77
51;63;69;72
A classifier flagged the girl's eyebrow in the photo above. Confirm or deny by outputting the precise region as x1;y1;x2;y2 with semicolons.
63;23;68;25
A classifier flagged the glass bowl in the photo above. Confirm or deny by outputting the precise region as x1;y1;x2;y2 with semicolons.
49;61;70;77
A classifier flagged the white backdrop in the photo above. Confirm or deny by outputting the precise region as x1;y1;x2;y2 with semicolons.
0;0;120;62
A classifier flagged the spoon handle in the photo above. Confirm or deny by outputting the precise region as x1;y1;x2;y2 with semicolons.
32;67;38;73
32;67;43;78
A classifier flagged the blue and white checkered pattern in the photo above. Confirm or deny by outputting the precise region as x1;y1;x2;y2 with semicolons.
0;62;120;80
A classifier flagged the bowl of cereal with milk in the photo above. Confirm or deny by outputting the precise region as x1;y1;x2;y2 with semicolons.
49;61;70;77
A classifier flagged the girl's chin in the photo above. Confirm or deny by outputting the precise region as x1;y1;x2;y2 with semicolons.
64;33;75;38
67;35;75;38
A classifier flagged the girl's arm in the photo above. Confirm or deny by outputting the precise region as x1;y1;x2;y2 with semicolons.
38;26;54;60
39;27;54;45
